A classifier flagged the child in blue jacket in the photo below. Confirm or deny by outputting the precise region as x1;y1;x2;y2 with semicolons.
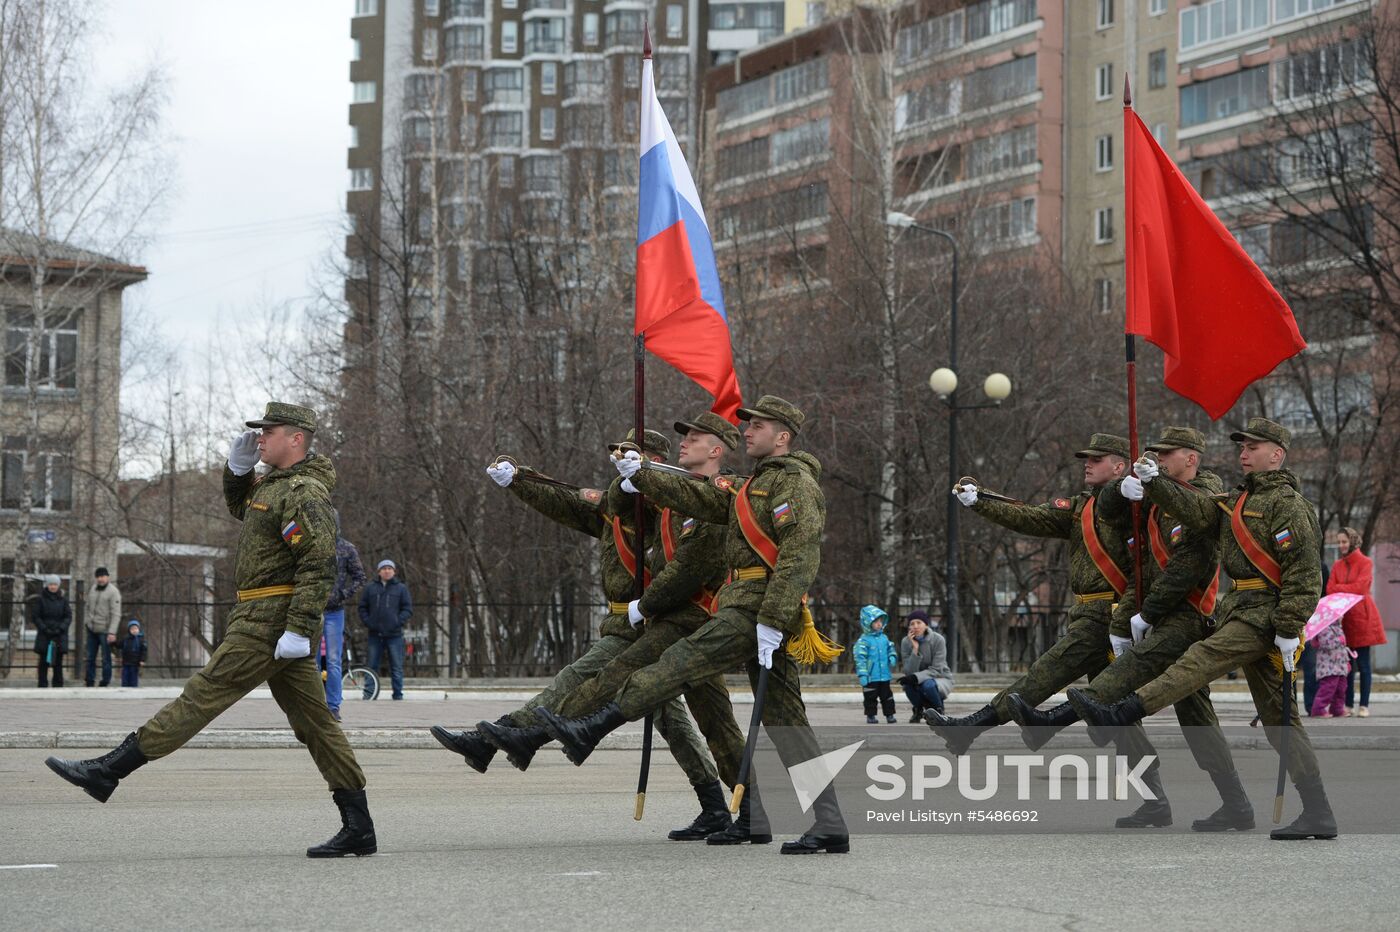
854;605;898;723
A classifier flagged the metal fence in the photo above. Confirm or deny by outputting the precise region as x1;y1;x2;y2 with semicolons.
0;596;1074;681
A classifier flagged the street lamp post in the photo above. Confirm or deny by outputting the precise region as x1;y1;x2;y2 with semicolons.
887;211;1012;673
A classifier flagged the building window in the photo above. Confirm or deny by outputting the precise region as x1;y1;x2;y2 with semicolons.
424;0;439;14
423;27;439;60
354;0;378;16
498;156;516;188
1148;49;1166;89
1179;66;1269;127
502;0;517;7
1095;134;1114;171
484;67;524;104
583;13;599;46
1274;38;1371;103
1149;0;1166;14
1276;0;1361;23
351;38;361;61
896;9;964;64
1;439;72;512
971;196;1037;245
349;125;359;148
486;110;524;146
1152;122;1168;145
623;100;639;136
1180;0;1269;51
501;21;517;54
1095;63;1113;100
806;1;825;25
1095;278;1113;313
350;167;375;190
353;81;377;103
666;4;683;37
1096;0;1114;28
540;62;557;96
1095;206;1115;244
540;107;556;140
4;310;79;390
965;124;1038;178
463;69;478;101
716;58;828;123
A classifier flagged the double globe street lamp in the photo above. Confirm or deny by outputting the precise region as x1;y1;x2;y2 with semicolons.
887;211;1013;672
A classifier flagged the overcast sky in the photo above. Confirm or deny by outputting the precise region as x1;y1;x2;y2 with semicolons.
102;1;351;348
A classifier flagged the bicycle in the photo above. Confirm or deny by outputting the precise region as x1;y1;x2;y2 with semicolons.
320;633;379;701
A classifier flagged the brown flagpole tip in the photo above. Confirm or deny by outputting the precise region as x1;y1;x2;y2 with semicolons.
643;19;652;59
1123;73;1133;107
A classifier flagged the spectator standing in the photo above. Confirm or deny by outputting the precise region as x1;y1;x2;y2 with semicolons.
853;605;898;724
1308;621;1350;719
119;620;148;687
1329;527;1387;717
323;515;368;721
32;575;72;688
84;567;123;687
358;560;412;700
898;610;955;722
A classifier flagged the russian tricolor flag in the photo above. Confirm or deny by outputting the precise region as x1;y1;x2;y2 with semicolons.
635;51;742;423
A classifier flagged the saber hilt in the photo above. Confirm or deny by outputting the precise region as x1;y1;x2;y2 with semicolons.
954;476;1022;505
490;455;581;491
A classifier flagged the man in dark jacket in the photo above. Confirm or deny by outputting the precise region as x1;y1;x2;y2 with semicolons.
32;575;72;687
358;560;412;700
324;518;368;720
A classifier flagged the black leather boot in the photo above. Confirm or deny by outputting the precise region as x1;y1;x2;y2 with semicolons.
924;704;1000;756
429;721;500;773
706;790;772;846
669;780;733;840
1008;695;1079;752
780;784;850;855
1271;777;1338;840
306;788;378;857
1115;762;1172;828
1192;770;1256;832
1067;689;1147;731
45;732;147;803
477;718;551;772
536;703;627;766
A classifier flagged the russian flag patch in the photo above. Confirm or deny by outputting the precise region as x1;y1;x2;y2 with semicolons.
282;521;304;545
1274;528;1293;549
1170;524;1183;545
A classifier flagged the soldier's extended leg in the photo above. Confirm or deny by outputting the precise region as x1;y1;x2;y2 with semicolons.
930;610;1111;755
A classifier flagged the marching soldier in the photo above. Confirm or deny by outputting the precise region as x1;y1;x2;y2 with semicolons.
428;429;725;839
535;395;851;855
1070;417;1336;840
46;403;377;858
550;412;748;841
928;434;1131;755
1014;427;1251;831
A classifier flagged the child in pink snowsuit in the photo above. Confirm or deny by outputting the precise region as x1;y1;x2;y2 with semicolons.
1310;621;1352;718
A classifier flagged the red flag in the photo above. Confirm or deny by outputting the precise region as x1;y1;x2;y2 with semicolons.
1124;108;1305;420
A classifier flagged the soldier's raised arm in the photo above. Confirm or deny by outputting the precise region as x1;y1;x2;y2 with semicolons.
223;430;263;519
1141;472;1219;533
630;466;732;524
970;494;1076;540
503;465;608;539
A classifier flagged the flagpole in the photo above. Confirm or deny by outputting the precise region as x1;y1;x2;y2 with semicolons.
1124;74;1144;613
633;22;654;823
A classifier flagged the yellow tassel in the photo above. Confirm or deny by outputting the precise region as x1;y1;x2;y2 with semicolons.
785;601;844;666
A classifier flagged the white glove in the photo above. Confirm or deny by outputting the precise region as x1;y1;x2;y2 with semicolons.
627;599;644;628
1120;476;1145;501
486;462;516;487
756;622;783;669
274;631;311;660
227;430;261;476
620;478;638;494
1130;613;1154;644
613;450;642;479
955;483;978;507
1133;457;1159;483
1275;635;1301;672
1109;634;1133;659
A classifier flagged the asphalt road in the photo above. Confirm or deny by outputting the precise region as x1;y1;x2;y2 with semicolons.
3;747;1395;931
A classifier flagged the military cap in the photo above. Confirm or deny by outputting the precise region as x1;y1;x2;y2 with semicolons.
1230;416;1290;451
674;411;742;450
246;401;317;433
1146;426;1207;455
1074;433;1130;459
736;395;804;435
608;428;671;460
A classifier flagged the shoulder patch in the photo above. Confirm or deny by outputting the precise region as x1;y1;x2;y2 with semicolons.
1274;528;1293;550
281;520;304;546
714;475;735;492
1054;498;1073;510
680;516;697;537
773;501;796;527
1170;524;1183;545
580;488;604;504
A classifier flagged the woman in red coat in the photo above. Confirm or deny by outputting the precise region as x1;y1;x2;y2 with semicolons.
1328;527;1387;716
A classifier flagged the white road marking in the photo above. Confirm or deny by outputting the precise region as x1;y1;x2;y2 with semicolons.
0;864;57;871
560;871;603;877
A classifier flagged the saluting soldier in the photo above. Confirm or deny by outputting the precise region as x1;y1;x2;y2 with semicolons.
1014;427;1250;831
536;395;850;855
1070;417;1335;840
46;403;377;858
550;412;748;841
428;429;724;840
928;434;1132;755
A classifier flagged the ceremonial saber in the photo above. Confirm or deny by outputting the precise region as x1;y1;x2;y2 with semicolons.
955;476;1021;505
1274;665;1292;823
730;664;769;813
489;456;581;491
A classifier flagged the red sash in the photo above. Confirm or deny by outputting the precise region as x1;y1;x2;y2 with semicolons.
611;516;652;588
1080;497;1128;597
734;478;781;568
660;508;718;615
1147;506;1220;616
1230;493;1283;587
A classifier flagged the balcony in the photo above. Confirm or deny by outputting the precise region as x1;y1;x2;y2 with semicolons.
524;36;566;56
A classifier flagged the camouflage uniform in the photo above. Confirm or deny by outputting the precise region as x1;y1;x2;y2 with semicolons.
136;411;365;792
498;453;718;788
